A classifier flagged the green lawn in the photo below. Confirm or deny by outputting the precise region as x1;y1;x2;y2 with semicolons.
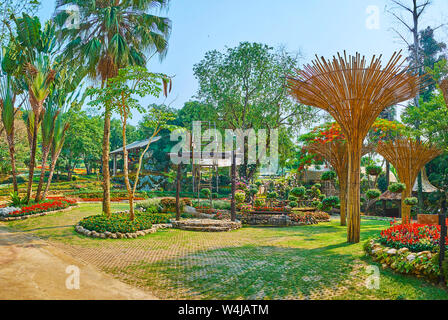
3;203;448;300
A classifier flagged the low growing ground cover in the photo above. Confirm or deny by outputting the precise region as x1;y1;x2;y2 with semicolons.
3;203;448;300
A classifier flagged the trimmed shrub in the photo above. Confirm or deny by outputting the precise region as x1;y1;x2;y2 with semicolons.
266;191;278;200
366;189;381;200
321;170;337;181
200;188;211;198
389;182;406;193
404;197;418;206
322;196;339;210
366;165;382;176
235;191;246;204
289;201;298;208
290;186;306;198
288;195;298;202
254;198;265;207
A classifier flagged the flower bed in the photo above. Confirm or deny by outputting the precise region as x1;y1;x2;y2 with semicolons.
79;212;170;233
364;239;440;281
79;197;145;202
76;211;172;239
379;222;448;253
0;198;78;221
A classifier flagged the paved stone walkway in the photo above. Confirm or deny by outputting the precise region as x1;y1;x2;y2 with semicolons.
0;226;157;300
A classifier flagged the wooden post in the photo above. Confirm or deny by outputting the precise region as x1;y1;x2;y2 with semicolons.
176;162;182;221
231;149;236;222
439;199;447;284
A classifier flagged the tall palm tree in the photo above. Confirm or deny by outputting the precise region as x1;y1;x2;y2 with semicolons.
5;14;58;203
39;63;86;200
34;94;59;202
0;74;18;193
54;0;171;216
24;53;56;202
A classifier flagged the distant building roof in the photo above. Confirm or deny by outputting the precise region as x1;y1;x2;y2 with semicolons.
110;136;161;155
379;190;402;201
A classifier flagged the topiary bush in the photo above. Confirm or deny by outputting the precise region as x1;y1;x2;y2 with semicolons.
289;201;298;208
235;191;246;204
404;197;418;206
321;170;337;181
366;165;382;176
254;198;265;207
389;182;406;193
288;195;298;202
322;196;339;210
200;188;211;198
290;186;306;198
366;189;381;200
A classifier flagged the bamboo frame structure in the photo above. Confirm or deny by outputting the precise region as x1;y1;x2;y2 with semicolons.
377;138;441;224
306;141;372;227
288;51;423;243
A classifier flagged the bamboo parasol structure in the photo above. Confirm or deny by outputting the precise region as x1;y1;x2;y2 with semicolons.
288;51;423;243
376;138;442;224
306;141;372;227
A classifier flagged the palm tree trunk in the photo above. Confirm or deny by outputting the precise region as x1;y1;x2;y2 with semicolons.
102;109;112;217
6;134;18;193
43;149;62;199
35;145;50;202
26;115;39;203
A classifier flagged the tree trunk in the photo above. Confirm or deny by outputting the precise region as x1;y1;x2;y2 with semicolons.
35;145;51;202
26;114;39;203
43;148;63;199
6;134;18;193
231;150;236;222
339;176;347;226
347;139;362;243
121;110;134;220
401;185;412;224
102;109;112;217
385;161;390;188
176;163;182;221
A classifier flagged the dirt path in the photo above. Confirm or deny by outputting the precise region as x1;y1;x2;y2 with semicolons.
0;225;157;300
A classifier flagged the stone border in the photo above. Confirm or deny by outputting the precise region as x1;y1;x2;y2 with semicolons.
171;219;242;232
75;223;172;239
364;239;439;281
0;205;79;222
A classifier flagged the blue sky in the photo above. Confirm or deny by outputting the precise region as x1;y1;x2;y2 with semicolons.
40;0;448;125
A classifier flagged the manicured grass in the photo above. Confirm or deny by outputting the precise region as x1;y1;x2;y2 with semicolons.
2;203;448;300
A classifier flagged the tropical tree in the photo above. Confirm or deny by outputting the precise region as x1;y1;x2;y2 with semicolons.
34;59;86;201
42;111;70;199
5;14;58;202
0;0;40;46
0;74;18;192
87;65;171;219
193;42;318;180
54;0;171;216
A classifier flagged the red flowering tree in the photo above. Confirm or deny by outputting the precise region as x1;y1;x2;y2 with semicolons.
298;119;405;226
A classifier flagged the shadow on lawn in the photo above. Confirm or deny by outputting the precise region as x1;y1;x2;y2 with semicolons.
120;244;359;300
